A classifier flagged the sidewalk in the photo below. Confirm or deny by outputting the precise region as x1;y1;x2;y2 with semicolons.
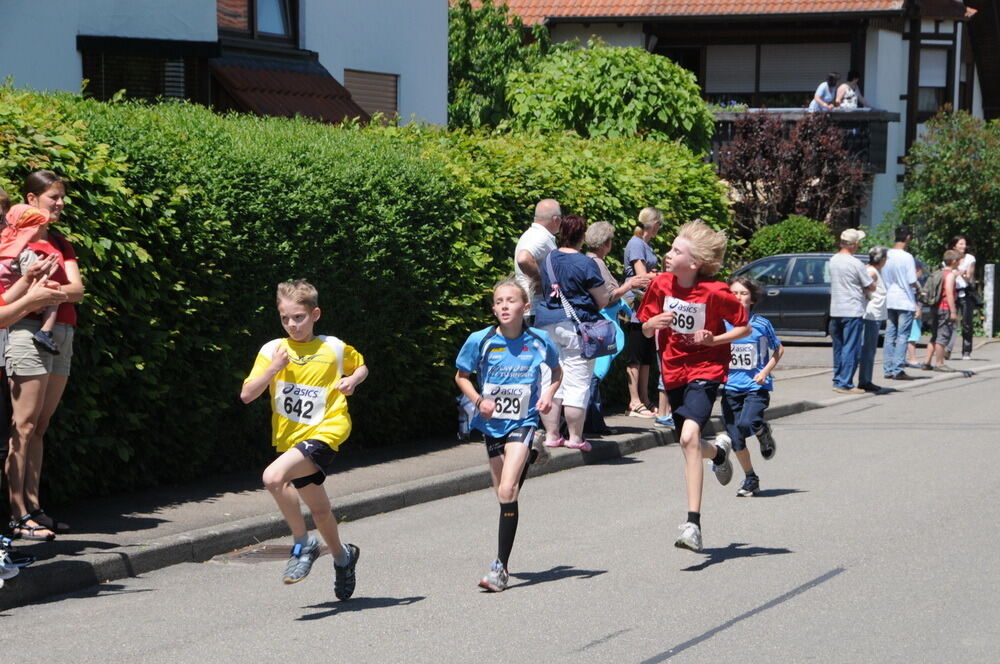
3;339;998;610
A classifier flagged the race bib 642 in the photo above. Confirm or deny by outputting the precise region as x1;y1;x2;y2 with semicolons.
275;380;327;425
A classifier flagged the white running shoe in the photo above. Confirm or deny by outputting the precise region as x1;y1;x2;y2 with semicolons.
532;431;550;465
674;522;703;551
712;433;734;486
0;547;20;582
478;558;509;592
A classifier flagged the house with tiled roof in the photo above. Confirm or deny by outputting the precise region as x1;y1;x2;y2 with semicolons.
502;0;996;226
0;0;446;125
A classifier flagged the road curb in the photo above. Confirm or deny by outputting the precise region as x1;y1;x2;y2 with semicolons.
3;363;997;610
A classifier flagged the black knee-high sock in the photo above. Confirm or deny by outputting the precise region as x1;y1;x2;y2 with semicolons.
498;501;519;568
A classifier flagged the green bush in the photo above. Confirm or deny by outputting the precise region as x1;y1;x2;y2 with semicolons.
896;110;1000;265
505;42;716;153
0;86;731;501
744;215;835;262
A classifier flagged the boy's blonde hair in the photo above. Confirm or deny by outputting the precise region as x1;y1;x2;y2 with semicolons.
677;219;728;276
943;249;960;266
493;277;529;303
276;279;319;309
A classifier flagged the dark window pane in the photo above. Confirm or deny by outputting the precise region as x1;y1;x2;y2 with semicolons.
258;0;290;36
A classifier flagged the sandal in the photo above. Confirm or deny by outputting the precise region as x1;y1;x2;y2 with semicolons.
543;436;566;448
564;438;592;452
9;514;56;541
30;509;70;534
627;404;656;418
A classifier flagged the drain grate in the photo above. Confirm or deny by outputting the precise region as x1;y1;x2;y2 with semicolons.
214;543;330;564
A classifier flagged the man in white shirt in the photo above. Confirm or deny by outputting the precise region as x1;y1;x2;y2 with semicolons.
880;226;919;380
829;228;875;393
514;199;561;323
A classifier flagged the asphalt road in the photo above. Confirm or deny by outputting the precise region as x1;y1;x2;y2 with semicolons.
4;372;998;663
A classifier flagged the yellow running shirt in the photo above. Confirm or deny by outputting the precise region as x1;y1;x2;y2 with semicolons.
244;335;364;452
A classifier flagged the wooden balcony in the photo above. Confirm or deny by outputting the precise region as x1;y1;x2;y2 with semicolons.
710;109;901;174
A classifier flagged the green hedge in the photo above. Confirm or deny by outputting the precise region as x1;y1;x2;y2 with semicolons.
743;215;836;263
1;87;731;501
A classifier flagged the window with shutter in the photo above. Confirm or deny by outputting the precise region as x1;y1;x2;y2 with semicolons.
344;70;399;122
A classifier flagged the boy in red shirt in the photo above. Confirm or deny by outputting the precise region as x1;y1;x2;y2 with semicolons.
637;221;750;551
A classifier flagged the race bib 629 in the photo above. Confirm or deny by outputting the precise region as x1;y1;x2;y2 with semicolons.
482;382;531;420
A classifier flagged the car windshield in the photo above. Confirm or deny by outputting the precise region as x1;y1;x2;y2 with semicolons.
743;258;787;286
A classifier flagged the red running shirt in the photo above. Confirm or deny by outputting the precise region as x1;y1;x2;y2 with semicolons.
636;272;748;389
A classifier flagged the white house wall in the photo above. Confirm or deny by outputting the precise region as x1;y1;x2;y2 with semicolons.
79;0;217;42
0;1;82;92
303;1;447;125
548;22;645;48
865;27;907;228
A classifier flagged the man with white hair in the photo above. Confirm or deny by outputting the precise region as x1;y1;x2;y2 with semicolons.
514;199;561;324
828;228;875;394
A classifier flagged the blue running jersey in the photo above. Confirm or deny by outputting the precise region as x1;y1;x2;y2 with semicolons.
724;314;782;393
455;326;560;438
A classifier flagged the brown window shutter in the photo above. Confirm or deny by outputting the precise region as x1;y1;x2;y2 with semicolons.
343;69;398;121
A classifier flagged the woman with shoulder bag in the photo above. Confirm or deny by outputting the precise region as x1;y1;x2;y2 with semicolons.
535;215;609;452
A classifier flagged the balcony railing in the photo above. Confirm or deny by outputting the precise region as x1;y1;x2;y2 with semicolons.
710;109;901;174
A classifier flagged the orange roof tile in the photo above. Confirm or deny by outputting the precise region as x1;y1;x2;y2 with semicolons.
501;1;910;24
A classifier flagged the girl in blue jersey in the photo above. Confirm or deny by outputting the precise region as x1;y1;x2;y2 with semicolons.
719;276;783;497
455;279;562;592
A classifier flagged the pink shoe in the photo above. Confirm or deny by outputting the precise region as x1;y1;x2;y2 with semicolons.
544;436;565;448
564;439;592;452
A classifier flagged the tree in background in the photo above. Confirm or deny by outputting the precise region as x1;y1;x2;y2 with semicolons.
896;110;1000;265
448;0;561;129
719;112;868;245
504;41;715;153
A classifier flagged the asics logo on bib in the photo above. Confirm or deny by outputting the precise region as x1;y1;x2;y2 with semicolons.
282;385;322;399
667;300;701;315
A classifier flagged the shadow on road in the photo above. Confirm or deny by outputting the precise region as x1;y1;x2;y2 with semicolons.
754;488;807;498
297;595;425;620
509;565;607;590
681;542;793;572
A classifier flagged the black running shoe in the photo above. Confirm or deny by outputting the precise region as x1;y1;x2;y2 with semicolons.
737;475;760;497
334;543;360;600
756;422;777;460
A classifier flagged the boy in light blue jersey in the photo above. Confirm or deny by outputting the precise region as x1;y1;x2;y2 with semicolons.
456;279;562;592
720;276;783;497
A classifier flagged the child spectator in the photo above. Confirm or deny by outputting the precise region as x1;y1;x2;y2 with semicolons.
637;220;750;551
0;204;60;354
455;279;562;592
923;250;961;371
240;280;367;600
718;276;783;497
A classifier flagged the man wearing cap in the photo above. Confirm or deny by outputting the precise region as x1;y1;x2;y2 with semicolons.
829;228;875;394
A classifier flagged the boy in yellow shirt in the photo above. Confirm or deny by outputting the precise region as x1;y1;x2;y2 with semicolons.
241;280;368;599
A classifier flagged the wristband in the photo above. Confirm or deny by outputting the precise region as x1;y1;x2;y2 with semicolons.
475;396;483;408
